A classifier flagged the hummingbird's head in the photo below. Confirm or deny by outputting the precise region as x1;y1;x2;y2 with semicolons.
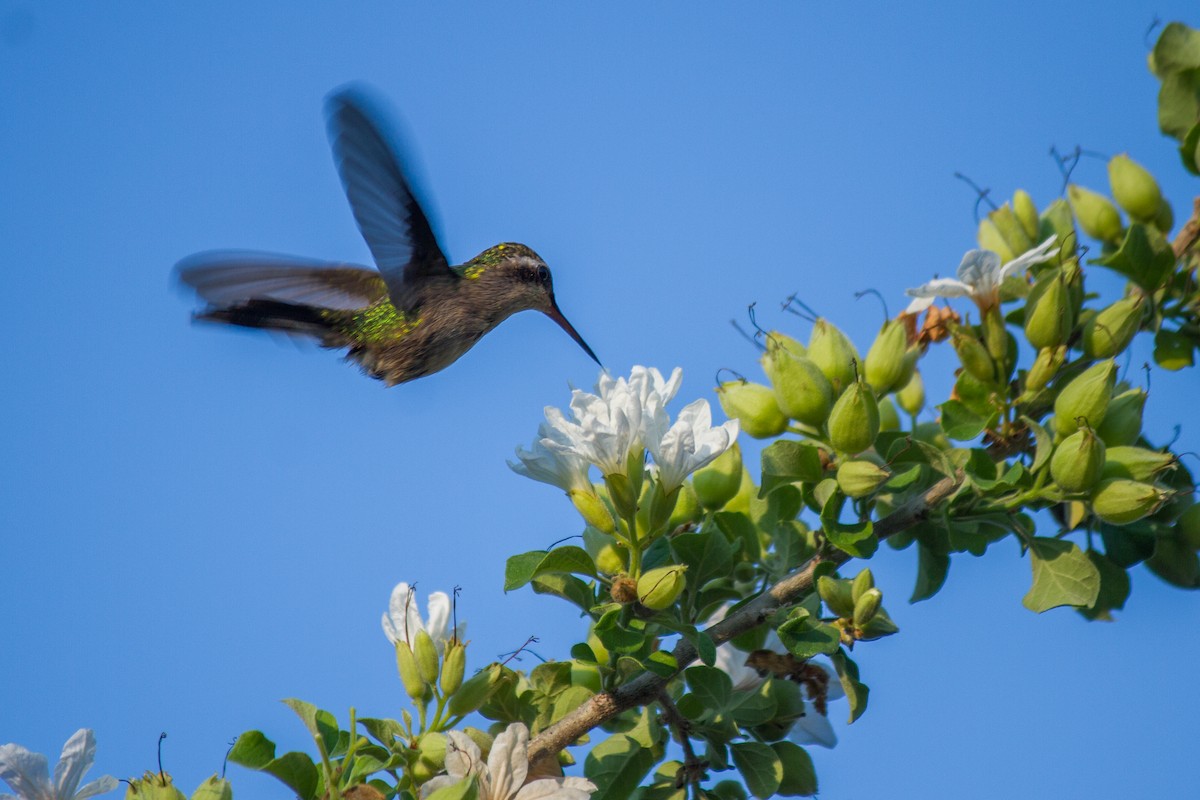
472;243;601;366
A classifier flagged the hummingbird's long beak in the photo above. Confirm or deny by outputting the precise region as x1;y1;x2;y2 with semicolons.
546;297;601;366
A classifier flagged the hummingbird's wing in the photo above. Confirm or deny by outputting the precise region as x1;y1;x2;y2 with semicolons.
177;251;388;311
325;88;452;315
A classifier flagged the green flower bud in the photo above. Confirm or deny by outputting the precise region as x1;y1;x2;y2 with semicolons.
836;458;892;498
1068;184;1123;244
851;568;875;602
1081;294;1145;359
669;480;703;527
717;380;788;439
988;203;1035;258
191;777;233;800
1050;426;1106;493
865;319;913;395
950;326;995;384
647;482;681;536
447;663;501;717
896;370;925;416
395;642;426;701
1101;446;1177;482
1038;199;1077;265
440;641;466;696
852;587;883;628
1108;153;1163;222
817;575;855;618
1024;345;1067;395
1024;269;1073;349
1053;360;1117;437
762;347;834;425
808;318;860;394
723;467;757;514
570;489;614;534
764;331;807;357
1154;198;1175;234
977;218;1015;262
413;630;439;685
583;524;627;574
1091;478;1169;525
126;772;187;800
878;396;901;432
692;442;744;510
828;377;880;455
1096;388;1146;447
636;565;688;610
1013;189;1040;241
416;732;447;773
462;728;493;757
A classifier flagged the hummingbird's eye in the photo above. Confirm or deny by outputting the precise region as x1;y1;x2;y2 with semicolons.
537;265;550;285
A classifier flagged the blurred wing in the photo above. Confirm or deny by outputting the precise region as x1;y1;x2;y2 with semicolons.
325;87;451;312
177;251;388;310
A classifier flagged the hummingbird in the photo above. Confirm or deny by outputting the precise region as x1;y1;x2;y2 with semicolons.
178;87;600;386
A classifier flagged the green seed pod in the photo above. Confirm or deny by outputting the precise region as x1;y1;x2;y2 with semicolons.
447;664;501;717
851;568;875;602
125;773;188;800
808;318;860;394
583;524;627;574
762;347;834;426
1091;478;1169;525
1100;446;1177;482
988;203;1035;258
950;326;995;384
1050;426;1107;493
764;331;807;357
1107;153;1163;222
717;381;788;439
1013;189;1040;241
1053;360;1117;437
636;565;688;610
852;587;883;628
817;575;855;618
395;641;427;701
1096;388;1147;447
1154;198;1175;234
1024;269;1073;349
1081;294;1145;359
878;396;901;432
828;377;880;455
415;732;447;776
1025;345;1067;395
723;467;757;514
836;458;892;498
1068;184;1123;244
570;489;615;534
977;218;1015;262
413;629;439;685
692;442;744;510
440;641;466;696
668;480;703;527
896;370;925;416
191;777;233;800
864;319;913;395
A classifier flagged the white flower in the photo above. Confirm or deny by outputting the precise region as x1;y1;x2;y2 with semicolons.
544;382;642;477
645;398;738;492
605;366;683;446
905;236;1058;314
420;724;595;800
0;729;117;800
508;420;593;494
381;582;465;653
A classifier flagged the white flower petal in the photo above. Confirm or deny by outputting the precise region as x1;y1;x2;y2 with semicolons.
487;723;529;800
514;778;597;800
905;277;974;301
788;703;838;749
997;235;1059;282
424;592;453;649
443;731;483;781
955;249;1002;291
53;730;96;798
73;776;118;800
419;775;459;798
0;744;51;800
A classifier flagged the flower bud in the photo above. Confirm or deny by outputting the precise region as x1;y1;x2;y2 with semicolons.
413;629;439;685
669;480;703;527
878;396;901;432
818;575;855;617
851;568;875;602
440;641;466;696
1013;189;1040;241
1096;388;1146;447
977;218;1015;263
988;203;1035;258
808;318;860;394
865;319;913;395
1050;426;1106;493
604;472;639;522
1024;345;1067;395
762;347;834;426
1081;294;1145;359
1024;269;1073;350
462;728;494;757
395;641;427;701
852;587;883;628
191;777;233;800
717;381;787;439
1107;153;1163;222
127;773;187;800
570;489;614;534
1068;184;1123;244
836;458;892;498
636;565;687;610
950;326;995;384
1053;359;1116;437
764;331;807;357
1100;446;1177;482
723;467;757;514
692;442;743;510
447;664;501;717
1038;199;1077;266
647;482;681;536
416;732;447;771
1154;198;1174;234
896;370;925;416
828;377;880;455
1091;478;1169;525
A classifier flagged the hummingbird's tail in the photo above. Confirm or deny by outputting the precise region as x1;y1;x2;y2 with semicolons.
197;300;352;348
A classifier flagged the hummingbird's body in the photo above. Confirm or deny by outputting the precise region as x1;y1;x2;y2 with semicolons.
178;88;599;385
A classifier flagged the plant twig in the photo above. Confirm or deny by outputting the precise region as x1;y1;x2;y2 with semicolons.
1173;196;1200;261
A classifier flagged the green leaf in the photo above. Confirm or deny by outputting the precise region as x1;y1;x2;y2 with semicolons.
684;665;732;710
1079;550;1132;621
425;776;478;800
1022;538;1101;613
830;650;869;723
938;400;987;441
714;511;762;562
1091;223;1176;292
777;615;841;658
822;517;877;559
1022;415;1053;474
710;781;749;800
1182;122;1200;174
356;717;403;747
281;699;339;755
585;734;657;800
538;545;599;578
1153;21;1200;74
671;529;734;590
911;540;950;603
504;551;546;591
1158;66;1200;140
730;680;778;727
1154;328;1196;371
227;732;319;800
760;441;825;496
771;741;818;797
645;650;678;677
532;573;595;613
730;741;783;799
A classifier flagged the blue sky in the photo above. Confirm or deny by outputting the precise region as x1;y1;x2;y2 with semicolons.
2;3;1197;798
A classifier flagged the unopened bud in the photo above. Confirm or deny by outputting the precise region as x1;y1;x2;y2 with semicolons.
462;727;494;757
1108;153;1163;222
413;630;439;685
395;641;427;701
1024;269;1073;350
1100;446;1177;482
692;442;744;510
828;376;880;455
1025;345;1067;395
636;565;687;610
191;777;233;800
977;218;1015;263
1068;184;1123;244
852;587;883;628
808;318;860;394
865;319;913;395
1053;360;1116;437
440;641;466;696
764;331;807;357
818;575;855;618
851;568;875;602
1013;190;1040;241
878;396;901;432
837;458;892;498
1154;198;1174;234
669;480;703;527
896;370;925;416
647;482;681;536
570;489;614;534
1081;294;1145;359
1050;426;1106;493
447;664;501;717
717;381;787;439
988;203;1035;258
1091;478;1169;525
1096;388;1146;447
126;772;187;800
762;346;834;426
416;733;447;773
1038;199;1077;265
950;326;995;384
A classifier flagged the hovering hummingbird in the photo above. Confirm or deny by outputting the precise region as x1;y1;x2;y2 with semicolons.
178;87;600;386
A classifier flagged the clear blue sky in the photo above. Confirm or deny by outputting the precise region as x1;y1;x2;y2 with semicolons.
2;3;1197;798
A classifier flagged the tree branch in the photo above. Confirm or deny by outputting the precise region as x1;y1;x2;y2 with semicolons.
1172;196;1200;261
527;471;963;768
